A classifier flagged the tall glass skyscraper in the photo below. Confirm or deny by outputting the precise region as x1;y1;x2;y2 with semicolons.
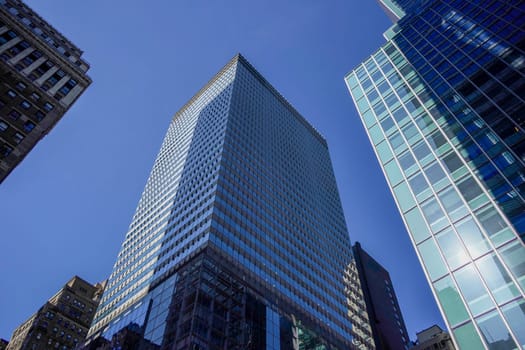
346;1;525;349
85;54;374;349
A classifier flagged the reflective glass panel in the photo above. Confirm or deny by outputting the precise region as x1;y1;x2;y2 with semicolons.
454;216;491;258
398;151;418;176
454;264;494;316
425;162;450;191
476;310;517;350
498;242;525;290
453;322;485;350
436;228;469;270
409;173;432;202
421;198;449;233
393;182;416;212
384;160;403;186
438;187;468;222
404;207;431;244
475;206;514;246
417;238;447;281
434;276;470;326
376;141;394;164
501;299;525;348
476;254;520;305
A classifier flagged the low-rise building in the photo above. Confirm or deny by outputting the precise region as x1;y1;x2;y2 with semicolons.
411;325;455;350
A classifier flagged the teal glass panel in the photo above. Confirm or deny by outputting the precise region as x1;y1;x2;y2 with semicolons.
501;299;525;348
356;96;370;113
376;80;391;97
438;187;468;222
369;124;385;145
398;151;418;176
454;264;494;316
441;151;468;180
476;310;517;350
436;228;469;270
346;74;359;89
376;141;394;164
455;217;491;258
421;198;449;233
389;131;408;155
367;89;380;106
380;116;396;135
391;106;409;126
425;162;450;191
434;276;470;326
417;239;447;281
351;85;364;100
476;254;520;305
412;141;434;166
384;160;403;186
498;241;525;290
401;123;421;144
373;51;387;66
393;182;416;212
426;130;451;155
404;207;431;244
475;206;514;246
414;112;437;135
409;173;432;202
361;77;372;92
457;177;489;210
453;322;485;350
362;109;376;128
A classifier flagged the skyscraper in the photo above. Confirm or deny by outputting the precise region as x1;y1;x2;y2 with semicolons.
85;54;374;349
0;0;91;183
352;242;410;350
346;1;525;349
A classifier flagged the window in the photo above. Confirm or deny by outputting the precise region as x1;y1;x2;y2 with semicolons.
404;207;431;243
453;322;485;349
475;206;513;246
501;300;525;346
417;238;447;280
476;254;520;304
20;100;31;109
421;198;448;233
0;120;7;132
35;110;45;121
438;187;467;221
409;173;432;202
0;144;12;158
16;82;27;91
23;121;35;132
498;241;525;290
476;310;518;349
454;264;494;315
31;92;40;101
7;89;17;98
9;110;21;120
13;132;24;144
44;102;54;111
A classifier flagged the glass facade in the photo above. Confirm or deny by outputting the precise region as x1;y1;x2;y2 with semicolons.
346;1;525;349
86;55;374;349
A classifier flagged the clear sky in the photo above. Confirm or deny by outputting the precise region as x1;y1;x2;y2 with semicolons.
0;0;445;342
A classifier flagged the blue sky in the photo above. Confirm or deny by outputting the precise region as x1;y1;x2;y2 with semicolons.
0;0;444;341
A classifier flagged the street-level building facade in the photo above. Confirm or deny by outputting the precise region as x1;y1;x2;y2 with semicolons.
346;0;525;349
0;0;91;183
85;54;374;350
